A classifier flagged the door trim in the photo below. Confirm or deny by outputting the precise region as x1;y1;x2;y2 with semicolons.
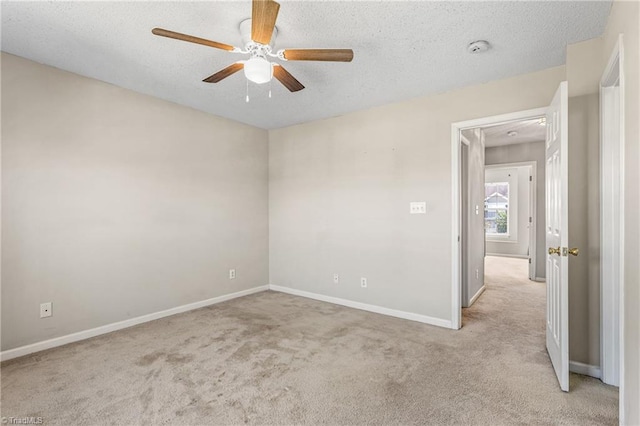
450;107;547;329
485;161;537;281
459;134;471;307
599;35;624;401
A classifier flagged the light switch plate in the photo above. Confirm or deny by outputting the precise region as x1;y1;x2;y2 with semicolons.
410;202;427;214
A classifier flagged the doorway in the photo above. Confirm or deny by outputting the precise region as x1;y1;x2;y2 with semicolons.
452;108;547;326
451;85;576;391
484;161;537;281
451;108;547;329
600;35;624;395
452;78;623;403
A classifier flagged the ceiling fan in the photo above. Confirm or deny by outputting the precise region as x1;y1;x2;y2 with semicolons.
152;0;354;93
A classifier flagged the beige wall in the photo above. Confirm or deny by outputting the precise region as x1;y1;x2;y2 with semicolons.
485;141;545;278
269;66;565;321
1;53;270;351
567;94;601;368
567;1;639;421
603;2;640;422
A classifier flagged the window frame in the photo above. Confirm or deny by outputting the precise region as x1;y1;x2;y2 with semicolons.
484;181;511;237
484;167;519;243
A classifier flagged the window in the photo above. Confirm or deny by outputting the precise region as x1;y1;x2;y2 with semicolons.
485;182;510;236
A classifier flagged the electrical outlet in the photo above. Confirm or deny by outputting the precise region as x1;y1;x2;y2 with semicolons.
360;277;367;288
333;273;339;284
40;302;52;318
476;269;479;280
229;269;236;280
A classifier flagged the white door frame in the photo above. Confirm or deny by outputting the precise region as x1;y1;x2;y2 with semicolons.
599;34;624;400
451;107;547;329
485;161;537;281
459;134;471;307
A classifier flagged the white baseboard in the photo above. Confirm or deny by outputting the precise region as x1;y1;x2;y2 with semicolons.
269;285;452;329
486;253;529;259
569;360;601;379
467;285;486;307
0;285;269;362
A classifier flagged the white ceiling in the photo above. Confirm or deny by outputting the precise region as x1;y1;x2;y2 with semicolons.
483;118;547;148
1;1;611;129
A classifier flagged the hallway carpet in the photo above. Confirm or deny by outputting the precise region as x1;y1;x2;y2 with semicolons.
1;257;617;425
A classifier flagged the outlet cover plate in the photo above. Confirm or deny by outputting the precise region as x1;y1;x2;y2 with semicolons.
40;302;52;318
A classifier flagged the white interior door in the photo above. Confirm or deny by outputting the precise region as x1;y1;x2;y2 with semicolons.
545;81;569;392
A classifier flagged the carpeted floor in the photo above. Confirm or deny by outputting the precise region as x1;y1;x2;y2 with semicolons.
1;256;618;425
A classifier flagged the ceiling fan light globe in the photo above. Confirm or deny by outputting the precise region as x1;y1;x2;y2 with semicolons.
244;57;273;84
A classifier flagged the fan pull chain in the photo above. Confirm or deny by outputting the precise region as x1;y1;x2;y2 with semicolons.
245;80;250;103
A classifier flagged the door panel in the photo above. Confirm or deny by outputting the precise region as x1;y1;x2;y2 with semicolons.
545;81;569;392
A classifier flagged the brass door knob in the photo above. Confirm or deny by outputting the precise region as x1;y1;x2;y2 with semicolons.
548;247;561;255
568;247;579;256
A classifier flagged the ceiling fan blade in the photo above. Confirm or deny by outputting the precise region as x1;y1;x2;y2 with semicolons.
152;28;235;51
252;0;280;45
273;65;304;92
282;49;354;62
202;63;244;83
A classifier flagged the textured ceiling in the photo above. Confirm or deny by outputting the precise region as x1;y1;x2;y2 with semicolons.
483;118;547;148
1;1;611;129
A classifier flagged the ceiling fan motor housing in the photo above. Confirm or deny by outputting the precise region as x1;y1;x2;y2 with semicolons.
240;18;278;53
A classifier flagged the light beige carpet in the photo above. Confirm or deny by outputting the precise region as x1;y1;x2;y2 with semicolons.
1;256;617;425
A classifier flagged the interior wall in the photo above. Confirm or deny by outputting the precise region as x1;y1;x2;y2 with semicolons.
567;93;601;368
1;53;270;351
484;165;530;259
567;1;639;420
269;65;565;322
485;141;545;278
461;129;485;307
602;2;640;421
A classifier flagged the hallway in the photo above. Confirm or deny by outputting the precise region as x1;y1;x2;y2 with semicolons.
460;255;618;422
484;255;531;288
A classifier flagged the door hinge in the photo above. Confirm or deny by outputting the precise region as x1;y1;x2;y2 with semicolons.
529;216;532;223
529;175;533;182
529;258;531;264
